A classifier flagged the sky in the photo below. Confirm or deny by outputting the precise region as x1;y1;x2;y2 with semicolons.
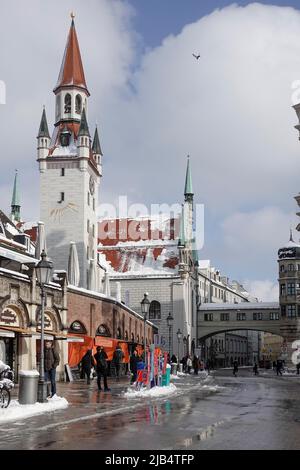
1;0;300;301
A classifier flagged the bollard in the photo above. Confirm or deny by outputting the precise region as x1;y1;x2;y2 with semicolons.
179;363;183;373
18;370;39;405
171;362;177;375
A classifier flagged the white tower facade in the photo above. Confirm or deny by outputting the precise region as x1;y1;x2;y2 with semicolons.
38;17;103;289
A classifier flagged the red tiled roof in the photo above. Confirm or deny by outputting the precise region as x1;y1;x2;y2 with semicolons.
54;19;88;94
98;218;180;274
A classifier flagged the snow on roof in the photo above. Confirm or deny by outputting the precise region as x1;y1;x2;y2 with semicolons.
198;260;211;269
98;217;180;275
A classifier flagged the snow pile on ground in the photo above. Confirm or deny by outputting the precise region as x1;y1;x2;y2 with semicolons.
124;383;177;399
201;385;224;392
170;374;180;380
0;395;68;423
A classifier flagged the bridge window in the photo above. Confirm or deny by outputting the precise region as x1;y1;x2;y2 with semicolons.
253;312;262;321
287;305;296;318
280;265;285;272
270;312;279;320
204;313;213;321
288;264;296;271
281;305;286;317
287;283;296;296
220;313;229;321
280;284;286;295
237;312;246;321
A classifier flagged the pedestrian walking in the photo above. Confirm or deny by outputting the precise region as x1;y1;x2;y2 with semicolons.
253;362;258;376
276;359;283;376
80;349;94;385
206;359;211;374
171;354;178;364
130;350;139;384
181;356;187;373
233;360;238;377
44;341;60;398
186;355;192;374
193;355;199;375
113;343;124;381
94;346;110;391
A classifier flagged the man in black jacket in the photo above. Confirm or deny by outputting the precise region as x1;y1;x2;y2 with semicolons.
80;349;94;385
94;346;110;391
113;343;124;381
44;341;60;397
130;350;139;384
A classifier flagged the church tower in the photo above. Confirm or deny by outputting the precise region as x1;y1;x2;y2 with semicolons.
38;16;103;289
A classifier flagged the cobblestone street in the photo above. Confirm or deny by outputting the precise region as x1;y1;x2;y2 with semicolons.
1;369;300;450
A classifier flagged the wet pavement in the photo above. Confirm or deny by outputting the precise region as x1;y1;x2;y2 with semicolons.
1;369;300;450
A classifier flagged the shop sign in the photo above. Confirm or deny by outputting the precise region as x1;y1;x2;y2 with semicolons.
37;313;54;331
0;308;19;327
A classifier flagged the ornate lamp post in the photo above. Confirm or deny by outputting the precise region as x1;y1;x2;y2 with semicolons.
166;312;173;356
141;293;150;360
176;328;182;361
36;250;53;403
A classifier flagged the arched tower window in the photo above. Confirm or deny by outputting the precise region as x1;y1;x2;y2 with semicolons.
64;93;71;114
75;94;82;114
149;301;161;320
96;324;111;337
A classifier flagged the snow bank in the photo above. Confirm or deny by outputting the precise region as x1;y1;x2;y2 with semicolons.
124;383;177;399
170;374;180;380
0;395;68;423
201;385;225;392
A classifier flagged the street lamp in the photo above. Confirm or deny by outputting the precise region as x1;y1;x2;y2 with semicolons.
166;312;173;357
141;293;150;361
36;250;53;403
176;328;182;361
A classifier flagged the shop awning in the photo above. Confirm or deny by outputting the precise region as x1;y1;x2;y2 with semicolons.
67;336;84;343
0;329;15;338
0;326;32;335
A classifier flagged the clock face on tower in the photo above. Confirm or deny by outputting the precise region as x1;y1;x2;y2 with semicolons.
89;176;95;195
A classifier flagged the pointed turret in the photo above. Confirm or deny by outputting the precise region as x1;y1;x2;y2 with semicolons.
38;107;50;139
178;204;186;247
54;16;89;94
92;126;102;156
11;170;21;223
37;107;50;163
184;156;194;202
78;107;90;137
92;126;103;171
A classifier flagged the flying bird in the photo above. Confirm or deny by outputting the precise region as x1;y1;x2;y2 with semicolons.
192;53;201;60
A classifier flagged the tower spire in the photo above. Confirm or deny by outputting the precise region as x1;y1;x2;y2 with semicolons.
54;16;89;95
184;155;194;201
92;126;103;156
37;107;50;139
11;170;21;222
78;107;90;137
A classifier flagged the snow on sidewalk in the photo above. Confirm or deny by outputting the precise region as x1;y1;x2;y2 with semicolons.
124;383;177;399
0;395;68;424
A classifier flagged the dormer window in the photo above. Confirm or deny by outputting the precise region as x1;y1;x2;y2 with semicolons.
75;94;82;114
64;93;71;114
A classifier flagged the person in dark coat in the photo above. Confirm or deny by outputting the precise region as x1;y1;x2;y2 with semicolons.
253;362;258;376
44;341;60;397
113;343;124;381
193;355;199;375
233;360;238;377
94;346;110;391
171;354;177;364
276;360;283;376
130;350;139;384
80;349;94;385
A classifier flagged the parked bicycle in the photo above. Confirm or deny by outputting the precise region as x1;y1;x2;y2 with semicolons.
0;360;14;408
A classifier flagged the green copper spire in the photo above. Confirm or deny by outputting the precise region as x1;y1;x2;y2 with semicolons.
37;107;50;139
92;126;103;155
184;155;194;201
78;107;90;137
11;170;21;222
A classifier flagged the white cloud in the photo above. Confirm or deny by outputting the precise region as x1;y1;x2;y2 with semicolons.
243;279;279;302
1;2;300;288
